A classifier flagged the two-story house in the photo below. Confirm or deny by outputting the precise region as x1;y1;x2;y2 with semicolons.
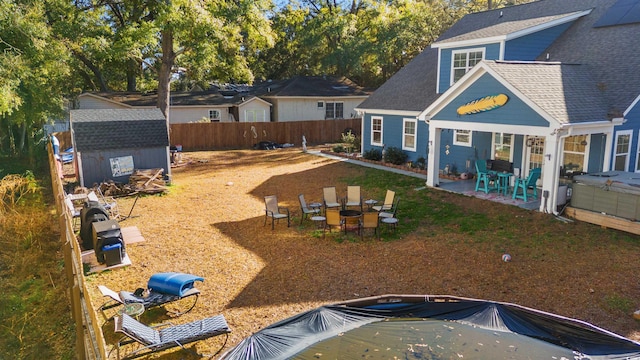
356;0;640;214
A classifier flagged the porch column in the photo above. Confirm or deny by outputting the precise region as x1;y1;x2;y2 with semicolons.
602;130;613;171
540;132;562;214
427;127;441;187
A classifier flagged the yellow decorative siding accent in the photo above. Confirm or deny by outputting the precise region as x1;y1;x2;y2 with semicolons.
456;94;509;115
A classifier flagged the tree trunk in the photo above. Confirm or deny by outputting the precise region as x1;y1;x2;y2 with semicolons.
72;50;109;92
157;28;176;125
126;58;137;92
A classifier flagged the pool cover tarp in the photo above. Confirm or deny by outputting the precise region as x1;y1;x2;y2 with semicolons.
220;295;640;360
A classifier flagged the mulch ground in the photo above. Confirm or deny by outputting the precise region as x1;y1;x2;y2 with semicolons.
83;147;640;359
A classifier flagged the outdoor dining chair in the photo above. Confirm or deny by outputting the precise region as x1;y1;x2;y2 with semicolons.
512;168;541;201
323;186;342;212
360;211;379;240
475;159;497;194
344;185;363;211
323;208;344;237
298;194;320;224
372;190;395;212
264;195;290;230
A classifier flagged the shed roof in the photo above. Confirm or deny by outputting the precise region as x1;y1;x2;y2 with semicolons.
70;109;169;151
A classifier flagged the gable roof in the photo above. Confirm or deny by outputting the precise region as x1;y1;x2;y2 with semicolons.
356;47;441;113
360;0;640;118
85;90;258;107
255;76;371;98
70;109;169;151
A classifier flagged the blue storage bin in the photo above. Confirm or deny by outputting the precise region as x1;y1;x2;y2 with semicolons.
102;243;122;266
147;272;204;296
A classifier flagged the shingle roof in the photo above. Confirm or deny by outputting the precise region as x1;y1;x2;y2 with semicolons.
356;47;441;112
70;109;169;151
256;76;371;97
361;0;640;119
484;61;609;124
93;91;256;107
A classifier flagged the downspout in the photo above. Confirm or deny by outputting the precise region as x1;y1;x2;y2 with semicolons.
550;128;570;215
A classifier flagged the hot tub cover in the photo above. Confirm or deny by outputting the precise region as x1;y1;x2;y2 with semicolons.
220;295;640;360
573;171;640;196
147;272;204;297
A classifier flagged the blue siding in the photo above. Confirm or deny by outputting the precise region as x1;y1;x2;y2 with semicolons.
587;134;606;173
504;22;573;61
613;100;640;171
438;43;501;93
433;73;550;127
362;114;429;163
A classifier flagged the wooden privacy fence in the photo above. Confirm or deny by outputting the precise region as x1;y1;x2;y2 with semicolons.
49;144;107;360
169;118;361;150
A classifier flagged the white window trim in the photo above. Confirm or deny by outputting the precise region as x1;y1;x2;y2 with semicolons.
371;116;383;146
636;132;640;173
402;118;417;151
614;130;633;171
562;135;590;173
491;132;514;161
450;47;485;86
453;129;472;147
209;109;221;122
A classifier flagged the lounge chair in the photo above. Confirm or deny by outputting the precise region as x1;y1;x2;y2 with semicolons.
99;272;203;319
264;195;290;230
113;313;230;359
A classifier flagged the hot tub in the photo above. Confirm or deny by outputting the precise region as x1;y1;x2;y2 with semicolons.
571;171;640;221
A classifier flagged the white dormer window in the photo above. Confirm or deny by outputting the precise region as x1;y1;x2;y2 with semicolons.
209;109;221;122
451;48;484;85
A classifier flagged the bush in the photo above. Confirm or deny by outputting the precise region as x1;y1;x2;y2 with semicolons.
340;130;360;153
384;146;408;165
415;156;426;170
363;148;382;161
332;144;345;153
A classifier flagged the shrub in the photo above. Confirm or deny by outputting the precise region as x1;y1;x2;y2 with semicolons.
384;146;408;165
340;130;360;153
415;156;426;170
332;144;345;153
363;148;382;161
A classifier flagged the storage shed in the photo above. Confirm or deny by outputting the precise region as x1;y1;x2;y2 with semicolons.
70;109;170;187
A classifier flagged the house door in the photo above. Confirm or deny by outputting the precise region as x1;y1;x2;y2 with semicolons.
524;136;545;178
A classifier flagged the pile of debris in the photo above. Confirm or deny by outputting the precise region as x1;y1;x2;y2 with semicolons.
97;168;168;196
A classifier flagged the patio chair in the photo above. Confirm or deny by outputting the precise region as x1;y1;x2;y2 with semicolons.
264;195;290;230
98;272;203;320
475;160;497;194
372;190;395;212
512;167;541;201
298;194;320;224
323;186;342;212
360;211;379;240
323;208;344;237
379;197;400;220
113;313;230;359
344;185;363;211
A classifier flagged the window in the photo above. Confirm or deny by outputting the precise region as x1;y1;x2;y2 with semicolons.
402;119;417;151
453;130;472;147
563;135;588;173
325;102;344;119
371;117;383;146
209;109;221;122
317;101;324;108
614;130;632;171
493;133;513;161
451;48;484;84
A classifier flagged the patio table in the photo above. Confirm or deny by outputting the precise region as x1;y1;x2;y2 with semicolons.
496;172;513;195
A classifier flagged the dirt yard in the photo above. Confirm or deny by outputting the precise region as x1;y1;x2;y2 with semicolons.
87;148;640;359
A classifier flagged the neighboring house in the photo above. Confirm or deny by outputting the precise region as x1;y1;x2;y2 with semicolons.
77;76;371;123
70;108;170;187
255;76;371;122
356;0;640;214
77;90;272;123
